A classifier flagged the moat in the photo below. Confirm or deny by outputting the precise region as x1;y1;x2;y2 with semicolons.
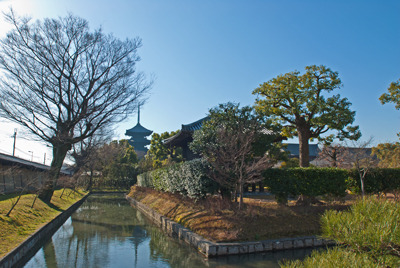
24;194;318;268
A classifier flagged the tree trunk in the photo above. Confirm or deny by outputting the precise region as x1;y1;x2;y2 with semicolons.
332;148;337;167
239;180;244;210
297;124;319;205
359;170;366;198
38;143;71;203
298;127;310;167
86;169;93;192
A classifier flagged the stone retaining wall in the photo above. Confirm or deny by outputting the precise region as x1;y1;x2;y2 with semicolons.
126;196;335;258
0;194;89;268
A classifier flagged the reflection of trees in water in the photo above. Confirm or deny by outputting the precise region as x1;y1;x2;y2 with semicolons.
27;194;319;268
147;227;207;267
146;221;318;268
38;195;151;267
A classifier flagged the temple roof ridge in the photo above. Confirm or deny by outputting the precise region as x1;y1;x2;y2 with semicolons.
181;116;209;132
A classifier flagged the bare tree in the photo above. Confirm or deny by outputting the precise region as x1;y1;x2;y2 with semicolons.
316;142;347;167
0;11;150;202
190;103;281;210
207;128;276;209
341;138;379;197
70;123;112;191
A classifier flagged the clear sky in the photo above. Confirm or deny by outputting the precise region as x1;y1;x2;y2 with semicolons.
0;0;399;164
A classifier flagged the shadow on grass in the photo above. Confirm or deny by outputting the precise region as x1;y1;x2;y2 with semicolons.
47;202;63;212
0;193;22;202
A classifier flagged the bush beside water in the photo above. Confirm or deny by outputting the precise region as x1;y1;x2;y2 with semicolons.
138;160;400;202
137;159;218;199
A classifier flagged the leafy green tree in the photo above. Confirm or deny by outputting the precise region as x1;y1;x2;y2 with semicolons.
380;78;400;137
190;103;282;209
146;131;183;169
380;78;400;109
372;142;400;168
253;65;360;167
100;140;139;189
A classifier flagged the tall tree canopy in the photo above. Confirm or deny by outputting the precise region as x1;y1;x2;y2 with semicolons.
380;78;400;136
372;142;400;168
0;11;150;202
380;79;400;109
101;140;139;189
253;65;360;167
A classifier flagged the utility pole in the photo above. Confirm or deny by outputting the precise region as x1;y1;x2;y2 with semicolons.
12;129;17;156
43;153;46;165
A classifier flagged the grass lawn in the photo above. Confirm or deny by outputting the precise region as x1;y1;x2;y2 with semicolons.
0;189;87;258
128;186;355;242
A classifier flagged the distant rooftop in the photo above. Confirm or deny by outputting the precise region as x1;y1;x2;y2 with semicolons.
283;143;320;158
0;152;72;175
181;117;210;132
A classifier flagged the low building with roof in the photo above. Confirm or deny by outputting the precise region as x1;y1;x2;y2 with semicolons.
125;108;153;159
164;116;284;161
0;152;72;194
283;143;320;161
163;117;209;160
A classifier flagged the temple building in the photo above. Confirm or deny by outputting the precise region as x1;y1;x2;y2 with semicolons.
125;108;153;158
163;117;209;160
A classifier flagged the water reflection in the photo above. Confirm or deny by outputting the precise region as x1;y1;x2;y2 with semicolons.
24;194;317;268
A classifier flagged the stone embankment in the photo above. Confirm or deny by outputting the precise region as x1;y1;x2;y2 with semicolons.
126;196;335;258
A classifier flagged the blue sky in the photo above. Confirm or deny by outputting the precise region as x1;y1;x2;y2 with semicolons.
0;0;399;163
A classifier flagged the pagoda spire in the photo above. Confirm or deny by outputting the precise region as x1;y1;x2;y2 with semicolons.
125;105;152;159
137;105;140;124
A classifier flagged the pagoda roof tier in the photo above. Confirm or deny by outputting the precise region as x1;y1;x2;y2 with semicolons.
129;140;151;146
126;123;153;136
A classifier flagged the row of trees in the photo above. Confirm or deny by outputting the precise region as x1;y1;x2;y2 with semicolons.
70;139;140;190
0;10;398;202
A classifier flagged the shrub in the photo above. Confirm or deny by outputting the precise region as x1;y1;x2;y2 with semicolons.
137;159;218;199
347;168;400;196
282;197;400;267
281;247;378;268
263;168;348;204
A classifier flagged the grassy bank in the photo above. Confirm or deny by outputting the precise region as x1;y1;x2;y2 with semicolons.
128;186;353;243
0;189;87;258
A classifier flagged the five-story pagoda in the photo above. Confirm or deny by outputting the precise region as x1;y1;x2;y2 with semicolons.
125;107;153;158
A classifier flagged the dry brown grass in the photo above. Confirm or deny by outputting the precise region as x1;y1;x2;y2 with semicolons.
128;186;354;242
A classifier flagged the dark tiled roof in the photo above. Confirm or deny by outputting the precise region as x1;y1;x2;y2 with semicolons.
125;123;153;136
181;117;209;132
164;117;209;145
164;116;281;146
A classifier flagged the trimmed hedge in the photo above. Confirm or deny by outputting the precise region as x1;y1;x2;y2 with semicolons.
347;168;400;195
263;168;348;203
138;161;400;202
137;158;218;199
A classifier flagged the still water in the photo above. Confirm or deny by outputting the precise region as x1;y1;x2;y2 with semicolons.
24;194;316;268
